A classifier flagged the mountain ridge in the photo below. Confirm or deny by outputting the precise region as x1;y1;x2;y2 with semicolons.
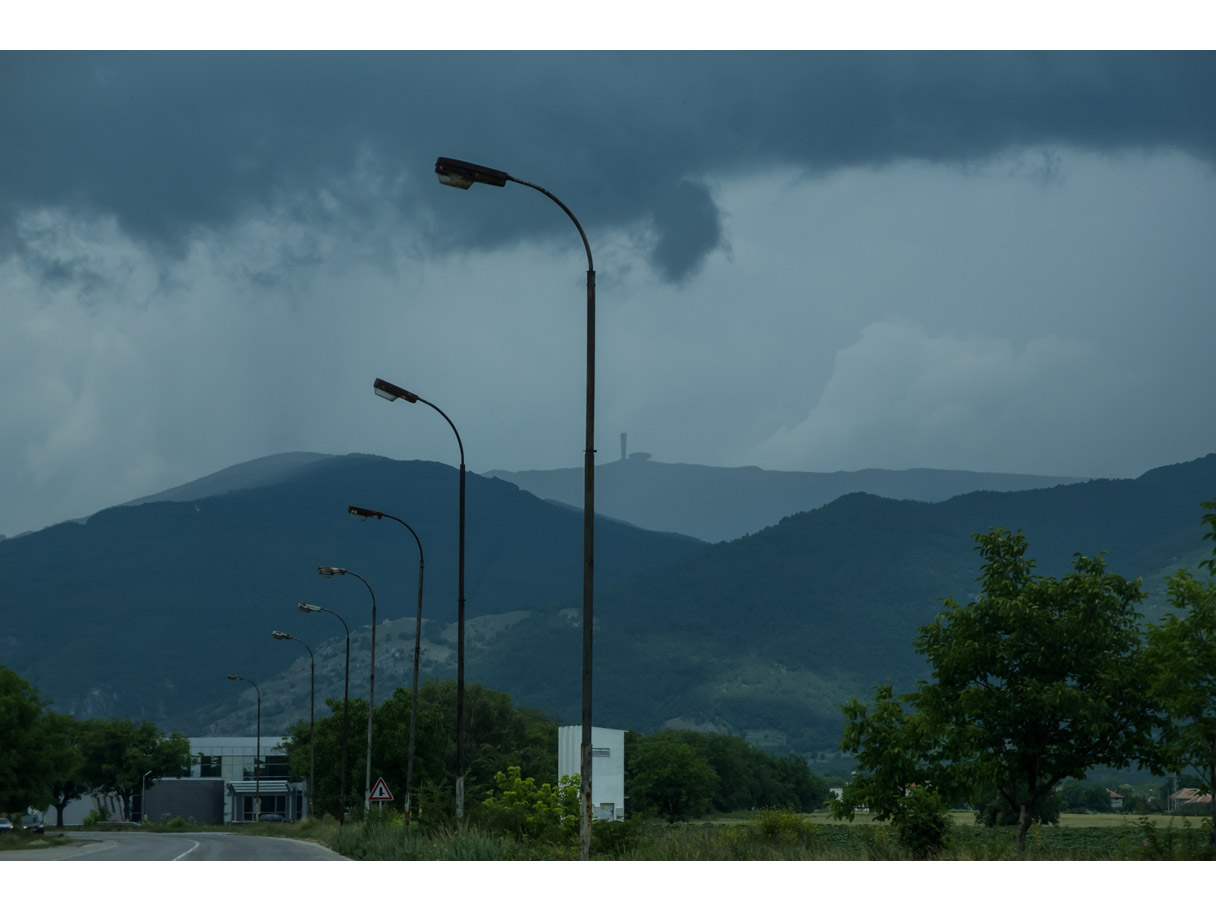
487;457;1086;542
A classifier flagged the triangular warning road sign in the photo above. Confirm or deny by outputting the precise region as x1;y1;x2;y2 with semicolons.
369;777;394;801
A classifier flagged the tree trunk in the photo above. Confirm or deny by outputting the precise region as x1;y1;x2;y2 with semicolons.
1015;803;1032;855
1209;763;1215;847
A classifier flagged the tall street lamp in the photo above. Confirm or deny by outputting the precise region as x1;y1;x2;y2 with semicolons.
273;630;315;819
319;565;378;813
299;600;350;824
348;504;427;825
140;769;153;824
226;673;261;823
434;155;597;859
371;377;468;820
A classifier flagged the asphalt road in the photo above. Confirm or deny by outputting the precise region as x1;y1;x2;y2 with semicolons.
0;829;347;861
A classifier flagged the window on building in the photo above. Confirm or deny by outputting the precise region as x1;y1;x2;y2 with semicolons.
592;747;611;757
263;755;289;778
199;755;223;778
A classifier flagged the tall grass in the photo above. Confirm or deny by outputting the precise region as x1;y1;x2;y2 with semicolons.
216;809;1216;861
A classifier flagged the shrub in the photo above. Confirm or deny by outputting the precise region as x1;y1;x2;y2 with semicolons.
892;788;952;860
479;766;578;846
753;808;817;847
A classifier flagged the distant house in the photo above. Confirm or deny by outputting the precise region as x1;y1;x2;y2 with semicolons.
1170;788;1212;806
1106;788;1124;810
829;785;868;814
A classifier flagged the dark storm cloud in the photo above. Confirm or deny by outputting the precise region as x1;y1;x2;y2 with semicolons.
3;51;1213;282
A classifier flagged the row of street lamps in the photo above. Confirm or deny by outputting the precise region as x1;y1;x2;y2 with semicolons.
229;528;426;826
226;156;596;857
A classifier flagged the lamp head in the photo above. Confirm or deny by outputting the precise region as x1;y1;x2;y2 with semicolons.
227;673;242;681
318;565;348;576
347;506;381;522
435;156;508;189
373;377;419;403
298;602;323;613
272;630;292;640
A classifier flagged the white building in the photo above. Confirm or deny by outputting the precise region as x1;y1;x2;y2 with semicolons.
44;735;303;826
558;725;625;821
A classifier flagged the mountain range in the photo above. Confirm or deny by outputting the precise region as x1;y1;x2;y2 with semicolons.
487;454;1084;542
2;451;1213;760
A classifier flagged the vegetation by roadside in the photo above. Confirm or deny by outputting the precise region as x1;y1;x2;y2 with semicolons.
224;808;1214;861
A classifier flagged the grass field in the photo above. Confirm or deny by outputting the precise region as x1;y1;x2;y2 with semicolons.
23;808;1213;861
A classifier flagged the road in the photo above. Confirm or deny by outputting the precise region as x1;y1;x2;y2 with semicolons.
0;829;348;861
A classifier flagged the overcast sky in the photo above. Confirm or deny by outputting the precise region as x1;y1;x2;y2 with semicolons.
3;46;1215;537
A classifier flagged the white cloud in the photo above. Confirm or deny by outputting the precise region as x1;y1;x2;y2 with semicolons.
748;321;1105;474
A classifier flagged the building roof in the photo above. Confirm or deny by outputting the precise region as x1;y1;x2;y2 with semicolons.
226;779;296;794
1170;788;1212;805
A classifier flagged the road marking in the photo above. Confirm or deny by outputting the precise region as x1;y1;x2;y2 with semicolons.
172;839;201;861
58;840;117;859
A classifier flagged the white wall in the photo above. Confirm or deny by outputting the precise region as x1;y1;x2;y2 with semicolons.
558;725;625;821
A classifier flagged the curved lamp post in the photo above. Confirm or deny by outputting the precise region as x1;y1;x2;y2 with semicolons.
371;377;468;820
226;673;261;823
349;504;426;825
318;565;378;813
434;155;596;859
299;600;350;825
273;630;315;819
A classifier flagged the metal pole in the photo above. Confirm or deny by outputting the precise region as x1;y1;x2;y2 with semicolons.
309;650;315;819
511;178;596;858
433;159;596;857
274;631;316;820
255;683;261;823
341;572;378;814
368;399;464;820
456;460;466;819
141;769;152;824
406;554;424;825
340;630;349;823
581;265;596;860
300;603;350;824
346;508;426;825
367;589;376;815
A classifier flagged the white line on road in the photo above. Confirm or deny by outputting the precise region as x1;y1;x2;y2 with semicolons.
172;839;201;861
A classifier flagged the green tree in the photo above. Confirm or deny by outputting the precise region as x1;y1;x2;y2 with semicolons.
79;717;191;821
626;729;827;814
1055;780;1112;814
628;737;719;822
0;666;54;815
479;765;579;844
835;682;930;821
838;527;1155;854
1144;498;1216;845
285;680;560;822
44;712;88;827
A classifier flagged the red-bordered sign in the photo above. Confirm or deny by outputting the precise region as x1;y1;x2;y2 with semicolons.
369;777;394;802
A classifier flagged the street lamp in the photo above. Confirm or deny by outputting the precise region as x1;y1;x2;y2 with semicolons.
371;378;469;820
318;564;378;814
227;673;261;823
140;769;153;824
273;630;315;819
299;600;350;825
434;155;597;859
348;505;425;825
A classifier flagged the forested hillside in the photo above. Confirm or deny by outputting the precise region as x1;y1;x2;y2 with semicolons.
471;454;1216;754
0;454;703;731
